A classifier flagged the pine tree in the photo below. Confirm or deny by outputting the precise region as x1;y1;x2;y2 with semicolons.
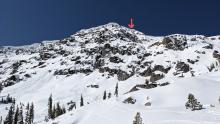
52;105;56;119
114;83;118;97
61;106;66;114
4;104;14;124
219;96;220;104
18;106;24;124
185;93;202;110
25;103;30;124
0;83;3;93
80;94;84;107
48;94;53;119
29;103;34;123
103;91;107;100
133;112;143;124
55;103;61;117
108;92;111;99
13;105;19;124
0;116;2;124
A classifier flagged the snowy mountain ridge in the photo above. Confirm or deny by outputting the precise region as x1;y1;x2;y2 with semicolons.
1;23;220;124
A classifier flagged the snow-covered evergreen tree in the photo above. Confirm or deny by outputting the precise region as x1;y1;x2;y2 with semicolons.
185;93;202;110
80;94;84;107
103;91;107;100
114;83;118;97
13;105;19;124
133;112;143;124
25;103;30;124
48;95;53;119
0;116;2;124
108;92;111;99
18;106;24;124
29;103;34;123
4;104;14;124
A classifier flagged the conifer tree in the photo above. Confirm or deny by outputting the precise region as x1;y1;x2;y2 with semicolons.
13;105;19;124
61;106;66;114
55;102;61;117
108;92;111;99
4;104;14;124
133;112;143;124
29;103;34;123
103;91;107;100
52;106;56;119
219;96;220;104
0;116;2;124
18;106;24;124
25;103;30;124
114;83;118;97
80;94;84;107
48;95;53;119
0;83;2;93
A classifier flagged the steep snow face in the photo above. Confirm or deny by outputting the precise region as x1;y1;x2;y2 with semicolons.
0;23;220;124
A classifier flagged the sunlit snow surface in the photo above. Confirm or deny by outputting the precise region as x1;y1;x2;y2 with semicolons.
1;23;220;124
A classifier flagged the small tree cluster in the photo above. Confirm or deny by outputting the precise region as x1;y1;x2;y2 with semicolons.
47;95;66;120
4;102;34;124
25;102;34;124
4;104;14;124
185;93;203;111
0;94;15;104
133;112;143;124
103;91;112;100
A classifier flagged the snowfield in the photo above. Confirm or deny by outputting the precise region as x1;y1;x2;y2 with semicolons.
0;23;220;124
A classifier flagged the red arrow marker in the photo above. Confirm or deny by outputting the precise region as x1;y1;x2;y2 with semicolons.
128;18;135;28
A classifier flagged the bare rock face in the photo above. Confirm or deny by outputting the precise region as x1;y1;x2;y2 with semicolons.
161;37;187;50
150;73;164;82
117;70;132;81
213;51;220;59
40;52;53;60
109;56;123;63
140;67;152;77
176;61;190;73
123;97;136;104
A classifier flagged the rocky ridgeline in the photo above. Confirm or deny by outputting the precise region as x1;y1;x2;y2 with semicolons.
0;23;220;90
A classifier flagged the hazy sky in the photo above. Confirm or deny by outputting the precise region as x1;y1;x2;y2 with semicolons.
0;0;220;46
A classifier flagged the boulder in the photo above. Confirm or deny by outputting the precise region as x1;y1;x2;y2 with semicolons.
176;61;190;73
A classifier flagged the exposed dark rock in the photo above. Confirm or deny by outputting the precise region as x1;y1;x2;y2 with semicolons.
40;52;53;60
71;56;81;61
24;74;31;78
10;60;27;74
187;59;199;64
213;51;220;59
159;82;170;86
87;85;99;88
152;65;170;73
203;44;213;49
128;83;158;93
161;37;187;50
176;61;190;73
150;73;164;82
145;102;152;106
117;70;132;81
123;97;136;104
140;67;152;77
109;56;123;63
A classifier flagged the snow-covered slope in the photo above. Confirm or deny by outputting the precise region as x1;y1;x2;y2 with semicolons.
1;23;220;124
